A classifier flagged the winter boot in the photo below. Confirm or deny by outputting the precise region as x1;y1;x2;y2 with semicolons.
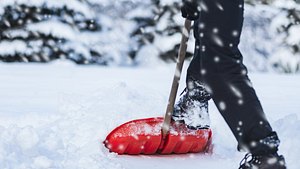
239;132;286;169
239;153;286;169
172;79;211;129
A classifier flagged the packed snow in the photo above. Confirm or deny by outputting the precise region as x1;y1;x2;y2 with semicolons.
0;62;299;169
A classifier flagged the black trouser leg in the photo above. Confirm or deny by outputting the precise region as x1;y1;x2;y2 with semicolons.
187;0;278;154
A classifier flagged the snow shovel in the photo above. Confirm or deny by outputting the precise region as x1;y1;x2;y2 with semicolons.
104;19;212;155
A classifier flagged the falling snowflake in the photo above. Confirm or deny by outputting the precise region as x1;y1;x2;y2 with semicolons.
118;144;124;150
214;56;220;62
213;28;219;34
238;99;244;105
201;45;206;52
219;101;226;111
212;35;224;47
199;23;205;29
216;2;224;11
232;30;239;37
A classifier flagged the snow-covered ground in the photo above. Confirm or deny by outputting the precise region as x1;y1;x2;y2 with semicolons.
0;62;299;169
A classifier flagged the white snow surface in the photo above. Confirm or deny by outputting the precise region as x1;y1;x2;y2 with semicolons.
0;62;299;169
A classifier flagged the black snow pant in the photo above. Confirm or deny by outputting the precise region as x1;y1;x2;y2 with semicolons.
187;0;279;155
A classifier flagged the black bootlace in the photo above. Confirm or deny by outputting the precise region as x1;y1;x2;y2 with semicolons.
179;88;187;96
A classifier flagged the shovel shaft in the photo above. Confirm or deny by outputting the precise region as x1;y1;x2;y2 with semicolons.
162;19;192;139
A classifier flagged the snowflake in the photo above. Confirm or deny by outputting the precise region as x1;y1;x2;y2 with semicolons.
232;30;239;37
213;28;219;34
216;3;224;11
238;99;244;105
199;23;205;29
219;101;226;111
214;56;220;62
118;144;124;150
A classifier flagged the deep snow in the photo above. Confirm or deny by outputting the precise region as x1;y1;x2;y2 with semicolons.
0;62;299;169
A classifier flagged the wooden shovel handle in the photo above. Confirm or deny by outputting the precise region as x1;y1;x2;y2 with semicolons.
162;19;192;139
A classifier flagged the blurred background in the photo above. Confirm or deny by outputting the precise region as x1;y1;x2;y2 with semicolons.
0;0;300;73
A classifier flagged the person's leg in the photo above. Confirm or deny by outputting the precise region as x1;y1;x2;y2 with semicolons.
187;0;279;155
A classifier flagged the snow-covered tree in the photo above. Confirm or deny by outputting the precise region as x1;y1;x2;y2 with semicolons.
269;0;300;73
242;0;300;73
128;0;300;72
0;0;106;64
128;0;195;66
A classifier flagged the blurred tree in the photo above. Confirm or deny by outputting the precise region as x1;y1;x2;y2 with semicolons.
267;0;300;73
0;0;106;64
128;0;194;65
129;0;300;72
225;0;299;73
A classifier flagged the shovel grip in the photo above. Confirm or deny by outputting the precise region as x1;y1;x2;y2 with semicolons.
161;19;192;139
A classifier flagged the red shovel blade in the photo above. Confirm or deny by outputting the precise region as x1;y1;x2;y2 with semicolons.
104;117;212;155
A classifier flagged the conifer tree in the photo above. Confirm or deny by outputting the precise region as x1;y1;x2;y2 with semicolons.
0;0;105;64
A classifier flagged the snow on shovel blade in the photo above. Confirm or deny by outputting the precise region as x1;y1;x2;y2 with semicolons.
104;117;212;155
